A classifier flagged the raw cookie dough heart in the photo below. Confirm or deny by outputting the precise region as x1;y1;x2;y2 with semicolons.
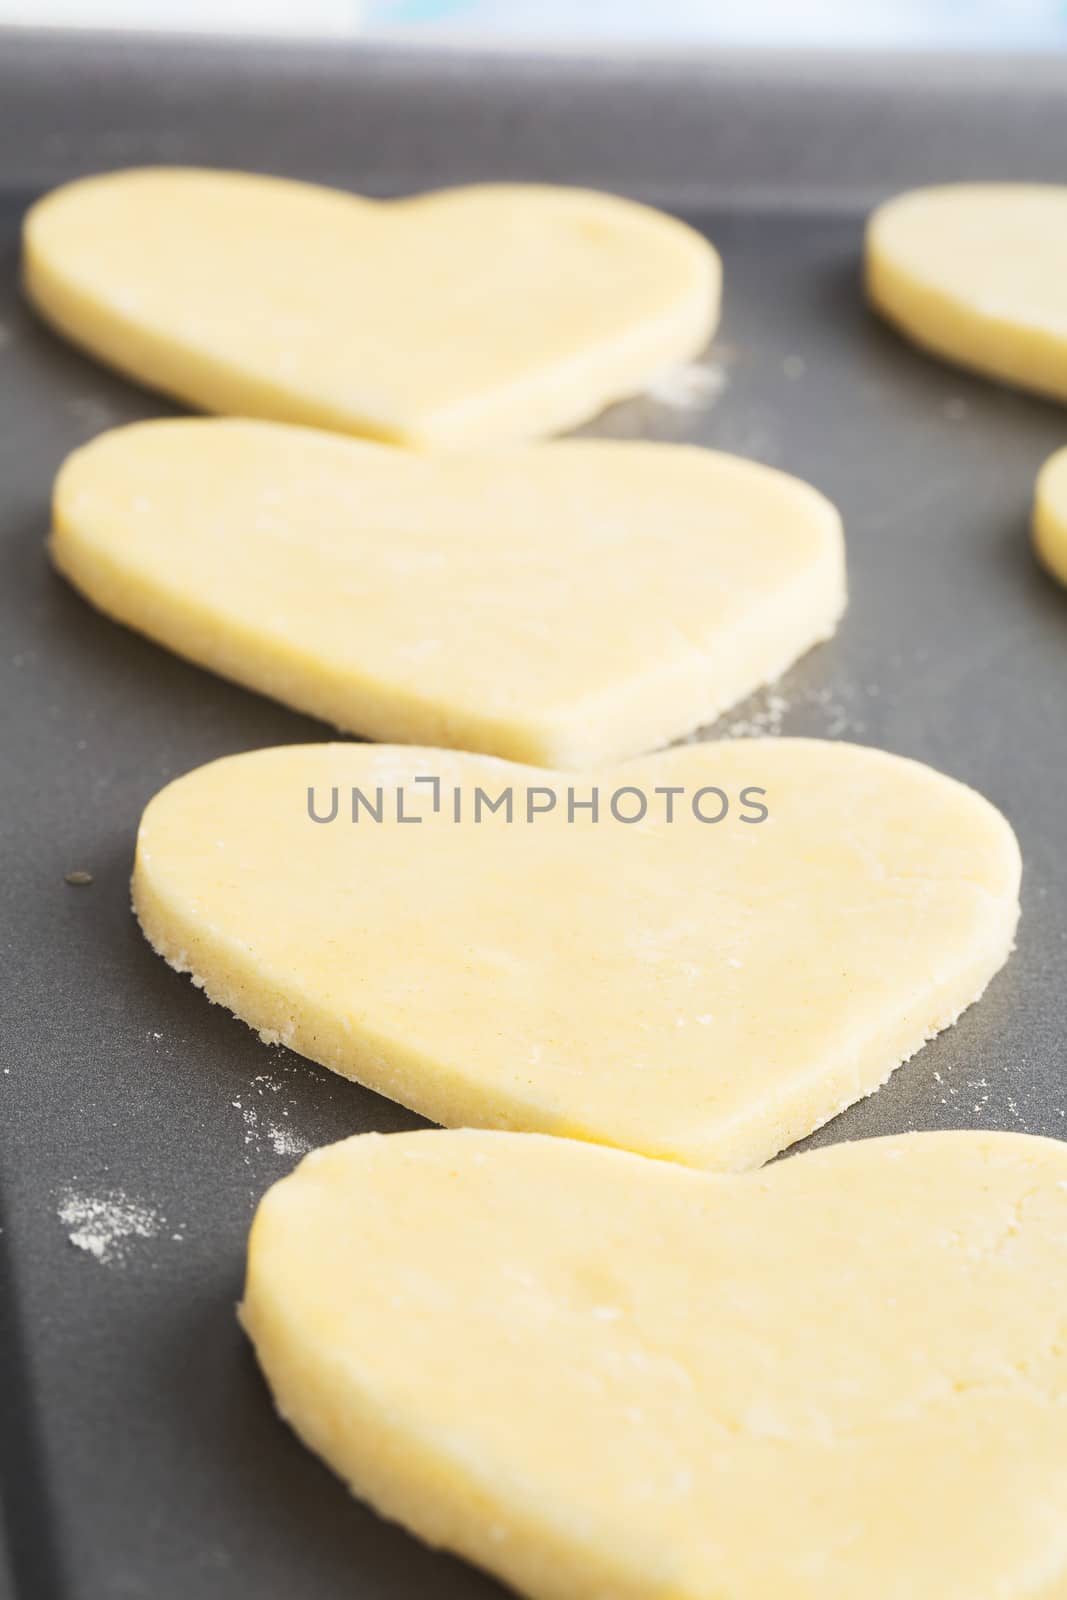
51;418;845;767
867;183;1067;401
242;1126;1067;1600
133;739;1020;1171
1034;445;1067;589
23;168;719;446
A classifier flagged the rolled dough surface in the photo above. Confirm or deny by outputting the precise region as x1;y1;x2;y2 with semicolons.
1033;445;1067;590
867;183;1067;400
52;418;846;768
242;1126;1067;1600
133;739;1020;1171
23;167;720;446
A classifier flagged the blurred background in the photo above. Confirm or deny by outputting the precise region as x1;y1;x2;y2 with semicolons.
0;0;1065;48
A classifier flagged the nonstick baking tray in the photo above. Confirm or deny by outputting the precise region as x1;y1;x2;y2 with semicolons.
2;28;1067;1600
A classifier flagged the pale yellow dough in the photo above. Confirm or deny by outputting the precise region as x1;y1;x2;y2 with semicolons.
1033;445;1067;589
242;1126;1067;1600
23;167;720;446
133;740;1020;1171
867;183;1067;400
52;418;846;767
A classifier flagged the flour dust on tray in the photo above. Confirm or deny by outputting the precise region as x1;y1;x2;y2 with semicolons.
57;1185;181;1266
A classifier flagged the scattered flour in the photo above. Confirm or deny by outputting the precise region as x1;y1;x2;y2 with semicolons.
646;360;729;411
800;684;868;739
267;1122;313;1158
233;1072;313;1161
719;690;791;739
57;1187;176;1265
684;679;872;744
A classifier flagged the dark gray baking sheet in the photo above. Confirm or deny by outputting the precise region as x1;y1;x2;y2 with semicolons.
2;28;1067;1600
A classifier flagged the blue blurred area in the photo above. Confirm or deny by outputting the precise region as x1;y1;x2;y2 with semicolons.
373;0;1067;48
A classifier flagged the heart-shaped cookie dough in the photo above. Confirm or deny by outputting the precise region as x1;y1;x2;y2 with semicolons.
24;168;719;445
133;740;1019;1171
242;1126;1067;1600
867;183;1067;401
51;418;846;767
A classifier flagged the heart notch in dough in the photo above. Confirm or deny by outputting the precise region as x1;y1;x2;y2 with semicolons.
52;418;846;767
242;1126;1067;1600
24;168;720;446
133;739;1020;1172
